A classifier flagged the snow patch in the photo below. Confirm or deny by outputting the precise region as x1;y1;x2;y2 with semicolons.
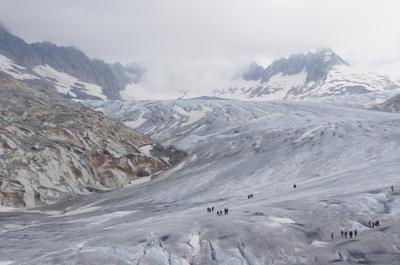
174;105;212;126
311;241;329;247
0;54;38;80
139;144;153;156
127;176;151;186
189;234;201;255
33;65;106;99
180;258;190;265
264;68;307;99
294;126;323;143
124;111;147;129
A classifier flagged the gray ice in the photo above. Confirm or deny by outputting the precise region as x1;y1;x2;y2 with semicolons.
1;99;400;265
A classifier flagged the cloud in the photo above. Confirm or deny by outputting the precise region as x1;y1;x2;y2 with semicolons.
1;0;400;94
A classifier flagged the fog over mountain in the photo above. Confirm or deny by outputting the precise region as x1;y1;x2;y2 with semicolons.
0;0;400;96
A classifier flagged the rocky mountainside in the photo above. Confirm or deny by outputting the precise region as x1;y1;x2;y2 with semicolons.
377;94;400;112
0;73;183;208
0;23;142;100
212;49;400;100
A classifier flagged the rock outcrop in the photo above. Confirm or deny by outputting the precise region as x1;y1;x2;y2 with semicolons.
0;74;182;208
377;94;400;112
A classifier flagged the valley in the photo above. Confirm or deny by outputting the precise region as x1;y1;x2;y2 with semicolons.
1;99;400;264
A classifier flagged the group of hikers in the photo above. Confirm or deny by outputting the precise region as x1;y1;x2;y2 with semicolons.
331;229;358;240
205;184;393;240
206;206;229;216
368;220;380;228
331;219;381;240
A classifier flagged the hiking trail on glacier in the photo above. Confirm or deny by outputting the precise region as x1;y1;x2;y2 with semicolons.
1;99;400;264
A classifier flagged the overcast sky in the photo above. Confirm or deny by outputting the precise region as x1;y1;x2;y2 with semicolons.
1;0;400;96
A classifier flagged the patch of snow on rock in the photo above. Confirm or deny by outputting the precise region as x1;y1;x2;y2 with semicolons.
33;65;106;99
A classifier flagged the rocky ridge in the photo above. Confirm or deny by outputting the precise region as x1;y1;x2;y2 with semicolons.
212;49;400;100
0;23;142;100
0;73;183;208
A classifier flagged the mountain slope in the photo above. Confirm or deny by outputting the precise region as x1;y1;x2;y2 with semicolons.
213;49;400;100
377;93;400;112
0;73;183;208
0;24;142;100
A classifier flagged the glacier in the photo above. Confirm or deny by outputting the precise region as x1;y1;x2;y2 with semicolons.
1;99;400;264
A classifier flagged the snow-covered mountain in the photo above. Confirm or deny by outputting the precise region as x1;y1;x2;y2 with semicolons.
0;23;143;100
2;23;398;103
212;49;400;100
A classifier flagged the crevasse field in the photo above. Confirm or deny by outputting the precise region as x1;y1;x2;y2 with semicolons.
1;99;400;264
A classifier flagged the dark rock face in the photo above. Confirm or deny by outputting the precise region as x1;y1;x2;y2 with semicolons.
0;25;143;100
213;49;399;100
243;48;349;83
242;63;266;81
266;49;348;83
377;94;400;112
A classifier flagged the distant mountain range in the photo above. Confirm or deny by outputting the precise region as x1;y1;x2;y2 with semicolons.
212;48;400;100
0;23;143;100
0;23;399;101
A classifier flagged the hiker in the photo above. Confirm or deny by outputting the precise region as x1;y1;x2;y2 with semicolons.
224;208;229;215
212;206;214;212
349;231;353;239
391;185;394;192
375;220;380;226
340;230;344;238
207;207;210;213
368;220;372;227
293;184;297;189
354;230;357;237
248;194;253;199
331;232;334;240
372;222;375;228
344;231;347;238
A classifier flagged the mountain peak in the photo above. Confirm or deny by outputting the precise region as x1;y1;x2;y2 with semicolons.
314;48;349;66
260;49;348;83
216;48;399;101
240;49;349;83
315;47;334;55
0;26;147;100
